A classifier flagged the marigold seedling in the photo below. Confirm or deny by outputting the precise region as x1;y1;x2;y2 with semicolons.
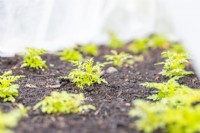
104;50;133;67
148;35;169;49
157;51;193;79
108;32;123;49
0;71;24;102
67;58;107;89
141;78;193;100
56;48;82;62
129;94;200;133
79;43;98;56
128;38;148;54
34;91;96;114
0;104;28;133
20;47;47;70
169;43;186;54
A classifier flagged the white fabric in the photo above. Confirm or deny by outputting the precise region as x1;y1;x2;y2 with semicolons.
0;0;159;55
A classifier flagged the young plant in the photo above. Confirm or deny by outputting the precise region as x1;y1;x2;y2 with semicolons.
34;91;96;114
108;32;123;49
79;43;98;56
67;58;107;89
56;48;82;62
21;47;47;70
148;34;169;49
128;38;148;54
169;43;186;54
129;94;200;133
141;78;193;101
0;104;28;133
104;50;133;67
0;71;24;102
157;51;193;79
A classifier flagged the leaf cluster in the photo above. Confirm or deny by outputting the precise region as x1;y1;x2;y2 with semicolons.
128;35;169;54
157;51;193;79
56;48;82;62
148;35;169;49
129;92;200;133
0;104;28;133
104;50;133;67
169;43;186;54
108;32;123;49
79;43;98;56
21;47;47;70
68;58;107;89
142;78;194;100
34;91;96;114
128;38;148;54
0;71;24;102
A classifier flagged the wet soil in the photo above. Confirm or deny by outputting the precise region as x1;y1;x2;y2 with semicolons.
0;45;199;133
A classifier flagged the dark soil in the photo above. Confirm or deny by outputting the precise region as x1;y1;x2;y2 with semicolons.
0;45;199;133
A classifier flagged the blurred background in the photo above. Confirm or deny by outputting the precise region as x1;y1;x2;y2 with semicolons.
0;0;199;68
0;0;174;55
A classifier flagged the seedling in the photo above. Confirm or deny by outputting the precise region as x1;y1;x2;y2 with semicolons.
141;78;193;100
108;32;123;49
21;47;47;70
67;58;107;89
128;38;148;54
0;71;24;102
34;91;96;114
56;48;82;62
104;50;133;67
0;104;28;133
79;43;98;56
157;51;193;79
169;43;186;54
129;93;200;133
148;35;169;49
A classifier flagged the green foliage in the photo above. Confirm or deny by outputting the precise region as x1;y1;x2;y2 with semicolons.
148;35;169;49
0;104;28;133
21;47;47;70
68;58;107;89
157;51;193;79
79;43;98;56
108;32;123;49
104;50;133;67
56;48;82;62
34;91;96;114
141;78;193;100
128;38;148;54
169;43;186;54
0;71;24;102
129;93;200;133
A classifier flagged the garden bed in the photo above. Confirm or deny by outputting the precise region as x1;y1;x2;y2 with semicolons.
0;45;199;133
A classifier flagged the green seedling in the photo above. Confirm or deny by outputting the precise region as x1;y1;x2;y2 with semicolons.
104;50;133;67
0;71;24;102
0;104;28;133
108;32;123;49
34;91;96;114
21;47;47;70
148;35;169;49
129;92;200;133
128;38;148;54
79;43;98;56
169;43;186;54
56;48;82;62
157;51;193;79
141;78;193;100
67;58;107;89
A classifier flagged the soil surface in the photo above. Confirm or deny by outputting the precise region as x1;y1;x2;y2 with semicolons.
0;45;199;133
